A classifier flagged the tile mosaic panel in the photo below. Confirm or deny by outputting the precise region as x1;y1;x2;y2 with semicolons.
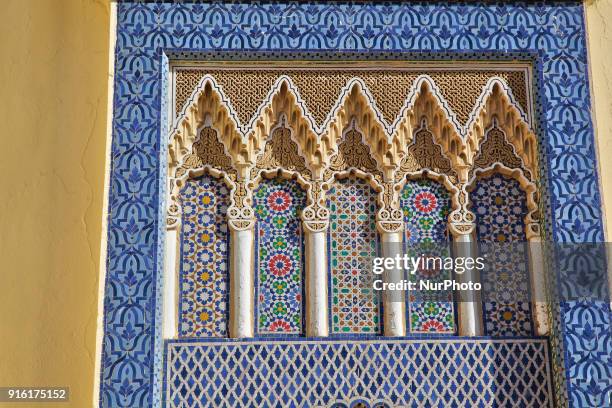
178;176;230;337
254;178;306;334
165;338;553;407
328;177;380;334
400;179;455;334
471;174;533;336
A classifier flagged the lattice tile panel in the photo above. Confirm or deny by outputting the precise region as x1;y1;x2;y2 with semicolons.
165;339;552;407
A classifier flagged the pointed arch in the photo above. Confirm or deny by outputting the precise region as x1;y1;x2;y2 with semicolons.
395;119;460;184
466;78;538;180
470;119;534;181
393;75;467;170
247;119;315;213
321;123;386;212
323;80;399;176
169;76;248;176
249;77;323;177
167;125;237;230
247;116;312;336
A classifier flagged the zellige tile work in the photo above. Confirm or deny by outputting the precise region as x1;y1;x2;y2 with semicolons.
328;177;380;334
471;174;533;337
178;176;230;338
254;178;306;334
400;179;455;334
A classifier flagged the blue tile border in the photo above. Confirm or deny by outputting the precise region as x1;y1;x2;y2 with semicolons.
101;2;611;407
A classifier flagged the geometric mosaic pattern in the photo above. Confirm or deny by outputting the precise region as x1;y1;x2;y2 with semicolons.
178;176;230;337
328;177;380;334
254;179;306;334
400;179;455;334
165;338;553;407
102;3;611;407
401;180;451;244
471;174;533;337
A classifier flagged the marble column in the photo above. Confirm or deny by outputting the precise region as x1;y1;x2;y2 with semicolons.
304;229;329;336
526;233;550;336
452;229;484;336
229;225;255;338
380;231;406;337
163;228;179;339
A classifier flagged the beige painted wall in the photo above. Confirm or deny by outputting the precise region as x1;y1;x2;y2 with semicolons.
0;1;609;408
0;1;110;407
586;0;612;241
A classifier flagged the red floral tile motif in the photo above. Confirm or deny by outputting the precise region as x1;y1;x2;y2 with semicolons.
401;179;455;333
254;178;306;334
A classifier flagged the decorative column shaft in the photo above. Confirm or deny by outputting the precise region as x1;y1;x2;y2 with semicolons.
229;224;255;338
451;229;484;336
163;228;179;339
380;231;406;337
301;179;330;337
526;231;549;336
452;165;484;337
304;229;329;336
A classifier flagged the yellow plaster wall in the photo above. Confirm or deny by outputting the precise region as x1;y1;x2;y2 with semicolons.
0;1;110;407
586;0;612;241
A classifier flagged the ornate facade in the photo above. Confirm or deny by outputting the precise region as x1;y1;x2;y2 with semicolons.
162;63;547;402
100;3;611;408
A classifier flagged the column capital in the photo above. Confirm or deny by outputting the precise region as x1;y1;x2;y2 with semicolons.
525;222;541;241
376;208;404;234
227;205;256;231
301;205;329;233
449;222;475;237
303;221;329;233
449;208;476;237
